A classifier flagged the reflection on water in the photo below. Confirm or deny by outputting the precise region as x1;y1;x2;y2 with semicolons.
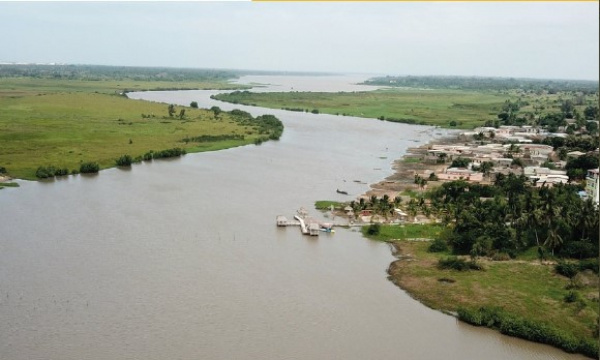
0;75;584;360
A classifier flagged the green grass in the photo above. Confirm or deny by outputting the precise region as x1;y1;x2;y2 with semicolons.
0;182;19;189
0;77;246;96
314;200;344;210
362;223;444;241
213;88;517;129
384;239;599;358
0;78;273;180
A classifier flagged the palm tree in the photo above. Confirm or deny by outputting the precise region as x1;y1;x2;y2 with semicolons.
544;226;563;256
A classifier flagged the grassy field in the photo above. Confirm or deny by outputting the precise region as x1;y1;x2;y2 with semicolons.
213;89;517;129
364;224;598;357
0;78;270;180
213;88;598;129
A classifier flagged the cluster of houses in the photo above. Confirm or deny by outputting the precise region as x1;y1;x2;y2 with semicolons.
406;125;599;203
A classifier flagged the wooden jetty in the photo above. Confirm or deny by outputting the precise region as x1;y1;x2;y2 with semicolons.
276;209;333;236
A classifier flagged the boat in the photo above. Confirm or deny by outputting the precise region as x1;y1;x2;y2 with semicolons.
336;189;348;195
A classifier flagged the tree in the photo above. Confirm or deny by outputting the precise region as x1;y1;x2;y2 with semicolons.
450;157;470;168
168;104;176;117
583;105;598;120
179;109;185;119
190;101;198;108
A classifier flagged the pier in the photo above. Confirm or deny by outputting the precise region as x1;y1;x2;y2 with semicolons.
276;208;335;236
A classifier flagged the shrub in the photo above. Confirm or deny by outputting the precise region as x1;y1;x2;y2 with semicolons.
428;238;449;253
555;261;579;279
366;223;381;236
491;252;511;261
457;306;598;358
564;291;580;303
115;155;133;167
578;259;599;274
80;162;100;174
0;166;6;174
54;168;69;176
190;101;198;108
438;257;483;271
35;166;55;179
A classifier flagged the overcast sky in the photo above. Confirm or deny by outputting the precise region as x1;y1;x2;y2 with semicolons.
0;2;598;80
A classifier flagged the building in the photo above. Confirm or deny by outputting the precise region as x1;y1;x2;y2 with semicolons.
585;169;599;204
437;167;483;182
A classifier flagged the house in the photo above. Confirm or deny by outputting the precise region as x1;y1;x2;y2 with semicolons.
437;167;483;182
585;169;599;204
567;151;586;158
535;175;569;188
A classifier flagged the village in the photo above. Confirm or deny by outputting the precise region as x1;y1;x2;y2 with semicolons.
340;122;600;226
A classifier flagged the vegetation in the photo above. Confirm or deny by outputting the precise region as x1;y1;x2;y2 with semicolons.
362;174;599;357
212;77;598;130
0;181;19;189
385;239;598;358
457;306;597;358
79;162;100;174
314;200;343;210
363;75;599;93
115;155;133;167
0;69;283;180
212;89;515;129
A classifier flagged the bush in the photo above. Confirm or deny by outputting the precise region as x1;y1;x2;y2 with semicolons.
80;162;100;174
428;238;449;253
190;101;198;108
0;166;6;174
491;252;511;261
555;261;579;279
578;258;599;274
115;155;133;167
458;306;598;358
438;256;483;271
366;223;381;236
35;166;55;179
564;291;580;303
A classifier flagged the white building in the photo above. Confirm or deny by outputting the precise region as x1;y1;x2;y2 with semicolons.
585;169;599;204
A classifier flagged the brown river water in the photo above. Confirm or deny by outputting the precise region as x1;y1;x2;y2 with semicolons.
0;75;586;359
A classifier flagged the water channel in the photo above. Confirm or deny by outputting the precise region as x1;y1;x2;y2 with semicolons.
0;75;585;359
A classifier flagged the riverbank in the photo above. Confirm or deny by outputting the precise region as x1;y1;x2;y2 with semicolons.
357;135;599;358
0;82;279;180
385;240;598;358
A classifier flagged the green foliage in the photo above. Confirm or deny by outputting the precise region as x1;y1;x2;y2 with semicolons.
35;165;69;179
314;200;343;210
366;223;381;236
457;306;598;358
79;162;100;174
150;148;186;160
190;101;198;108
450;157;470;168
364;75;599;93
565;153;599;180
182;134;245;143
555;261;579;279
578;258;599;274
0;166;6;174
438;257;483;271
428;238;449;253
564;291;580;303
115;155;133;167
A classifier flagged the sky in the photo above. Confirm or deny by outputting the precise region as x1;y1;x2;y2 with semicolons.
0;1;598;81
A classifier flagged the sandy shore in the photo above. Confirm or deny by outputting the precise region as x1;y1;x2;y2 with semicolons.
363;134;462;200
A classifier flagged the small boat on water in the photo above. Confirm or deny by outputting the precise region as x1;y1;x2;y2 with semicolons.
336;189;348;195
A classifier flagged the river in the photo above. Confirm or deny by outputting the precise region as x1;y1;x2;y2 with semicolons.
0;75;584;359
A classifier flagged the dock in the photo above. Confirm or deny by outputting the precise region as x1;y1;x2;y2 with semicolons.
276;208;334;236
